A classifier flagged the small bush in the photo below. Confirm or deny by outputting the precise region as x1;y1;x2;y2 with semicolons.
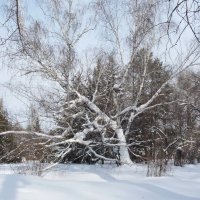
12;161;45;176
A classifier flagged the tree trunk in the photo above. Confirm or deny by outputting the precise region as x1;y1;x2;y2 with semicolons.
115;127;132;164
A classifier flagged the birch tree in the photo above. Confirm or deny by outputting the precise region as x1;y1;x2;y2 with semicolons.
0;0;200;166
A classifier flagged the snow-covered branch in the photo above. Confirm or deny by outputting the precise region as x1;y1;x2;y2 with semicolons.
0;131;63;139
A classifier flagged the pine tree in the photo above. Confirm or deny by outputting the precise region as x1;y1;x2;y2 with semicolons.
0;98;19;163
0;99;11;131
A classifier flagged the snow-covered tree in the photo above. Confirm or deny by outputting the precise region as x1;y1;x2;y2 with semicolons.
0;0;200;167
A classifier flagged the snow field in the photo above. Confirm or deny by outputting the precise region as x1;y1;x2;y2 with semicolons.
0;164;199;200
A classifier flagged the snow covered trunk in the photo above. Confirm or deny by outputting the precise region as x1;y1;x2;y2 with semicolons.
115;128;132;164
111;121;132;164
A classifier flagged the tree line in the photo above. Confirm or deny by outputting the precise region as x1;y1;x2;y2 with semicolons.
0;51;200;174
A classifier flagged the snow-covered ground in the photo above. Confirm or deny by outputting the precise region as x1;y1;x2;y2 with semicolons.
0;163;199;200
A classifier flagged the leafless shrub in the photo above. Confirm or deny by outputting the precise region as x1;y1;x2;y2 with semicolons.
146;159;171;177
12;160;46;176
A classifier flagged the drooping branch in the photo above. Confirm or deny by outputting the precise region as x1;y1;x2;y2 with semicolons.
0;131;63;139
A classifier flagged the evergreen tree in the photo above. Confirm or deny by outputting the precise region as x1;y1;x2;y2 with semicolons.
0;98;19;163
